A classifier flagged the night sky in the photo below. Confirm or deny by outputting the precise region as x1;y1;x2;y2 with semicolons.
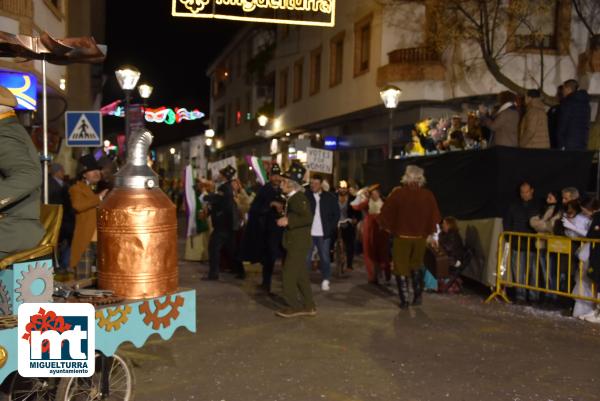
102;1;242;146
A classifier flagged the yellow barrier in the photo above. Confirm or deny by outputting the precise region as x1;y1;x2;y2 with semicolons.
485;231;600;304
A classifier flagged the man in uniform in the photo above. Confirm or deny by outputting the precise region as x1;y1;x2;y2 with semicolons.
204;165;238;280
0;86;45;259
276;162;316;318
242;163;285;294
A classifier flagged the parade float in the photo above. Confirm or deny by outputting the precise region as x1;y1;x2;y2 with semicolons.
0;31;196;400
0;128;196;400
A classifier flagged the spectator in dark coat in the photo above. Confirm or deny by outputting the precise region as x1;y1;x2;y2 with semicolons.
48;163;75;270
557;79;591;150
504;182;540;238
439;217;465;269
547;85;563;149
503;181;541;303
305;175;340;291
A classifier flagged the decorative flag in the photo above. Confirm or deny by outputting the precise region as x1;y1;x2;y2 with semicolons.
245;155;268;186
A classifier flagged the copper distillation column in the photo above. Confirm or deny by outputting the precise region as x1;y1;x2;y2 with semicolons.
97;129;178;298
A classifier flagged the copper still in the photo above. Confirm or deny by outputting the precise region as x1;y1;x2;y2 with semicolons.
97;129;178;298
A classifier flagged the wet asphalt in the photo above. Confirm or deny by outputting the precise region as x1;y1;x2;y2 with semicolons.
121;256;600;401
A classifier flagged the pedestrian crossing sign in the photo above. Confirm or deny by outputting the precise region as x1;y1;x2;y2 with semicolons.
65;111;102;147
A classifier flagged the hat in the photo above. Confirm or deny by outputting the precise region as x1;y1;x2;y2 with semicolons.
78;154;100;174
283;161;306;184
50;163;64;175
270;163;281;176
0;86;17;108
219;165;236;181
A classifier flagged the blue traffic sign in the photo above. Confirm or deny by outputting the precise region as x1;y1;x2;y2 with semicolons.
65;111;102;147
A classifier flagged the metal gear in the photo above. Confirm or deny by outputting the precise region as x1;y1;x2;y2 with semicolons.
96;305;132;332
15;262;54;303
0;282;11;315
139;295;184;330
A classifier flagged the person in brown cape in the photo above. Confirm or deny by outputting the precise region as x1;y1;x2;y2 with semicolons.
69;154;108;277
378;165;441;308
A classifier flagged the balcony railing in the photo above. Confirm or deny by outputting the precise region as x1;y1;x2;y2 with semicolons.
0;0;33;18
388;47;441;64
377;46;445;85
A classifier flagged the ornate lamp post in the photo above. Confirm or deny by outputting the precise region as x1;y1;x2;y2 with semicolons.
115;65;141;139
379;85;402;159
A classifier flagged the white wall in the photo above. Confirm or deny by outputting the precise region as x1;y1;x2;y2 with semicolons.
0;15;19;34
380;2;426;64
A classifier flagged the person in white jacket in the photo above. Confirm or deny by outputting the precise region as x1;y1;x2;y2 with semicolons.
561;198;599;319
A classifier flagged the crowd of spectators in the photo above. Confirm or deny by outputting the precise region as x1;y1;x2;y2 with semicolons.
504;182;600;323
404;79;591;156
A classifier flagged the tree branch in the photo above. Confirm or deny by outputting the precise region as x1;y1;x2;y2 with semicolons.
491;0;501;51
573;0;596;37
450;1;482;30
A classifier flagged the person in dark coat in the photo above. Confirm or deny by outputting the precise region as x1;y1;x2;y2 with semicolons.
204;165;238;281
48;163;75;269
438;216;465;269
0;86;44;259
503;181;540;303
242;164;285;293
335;180;361;272
557;79;591;150
305;174;340;291
547;85;563;149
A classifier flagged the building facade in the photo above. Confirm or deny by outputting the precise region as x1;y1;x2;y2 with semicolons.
207;0;599;184
0;0;105;176
206;24;276;177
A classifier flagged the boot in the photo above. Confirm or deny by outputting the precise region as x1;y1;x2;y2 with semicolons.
411;270;423;306
395;275;409;309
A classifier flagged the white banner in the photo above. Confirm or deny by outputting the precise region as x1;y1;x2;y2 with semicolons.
306;147;333;174
208;156;237;179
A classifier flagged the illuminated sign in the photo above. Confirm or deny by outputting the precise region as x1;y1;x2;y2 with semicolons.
324;136;338;149
171;0;336;27
100;102;205;125
0;70;37;110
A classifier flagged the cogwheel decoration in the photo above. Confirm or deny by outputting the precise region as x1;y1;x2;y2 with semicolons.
96;305;132;332
0;282;11;315
139;295;184;330
15;262;54;303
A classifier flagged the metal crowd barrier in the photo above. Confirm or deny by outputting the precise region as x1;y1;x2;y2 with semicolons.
485;231;599;304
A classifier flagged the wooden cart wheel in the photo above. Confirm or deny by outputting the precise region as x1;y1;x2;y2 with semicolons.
5;373;59;400
55;352;135;401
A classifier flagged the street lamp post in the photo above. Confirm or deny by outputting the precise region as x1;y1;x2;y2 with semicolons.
257;114;269;128
138;83;153;129
379;85;402;159
115;65;141;139
138;83;153;105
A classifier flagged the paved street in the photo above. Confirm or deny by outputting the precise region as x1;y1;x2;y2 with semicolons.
123;253;600;401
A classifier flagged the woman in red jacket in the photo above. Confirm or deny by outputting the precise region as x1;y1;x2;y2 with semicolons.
352;185;390;285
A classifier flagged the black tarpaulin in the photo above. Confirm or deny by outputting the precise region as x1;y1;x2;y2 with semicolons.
363;147;594;220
